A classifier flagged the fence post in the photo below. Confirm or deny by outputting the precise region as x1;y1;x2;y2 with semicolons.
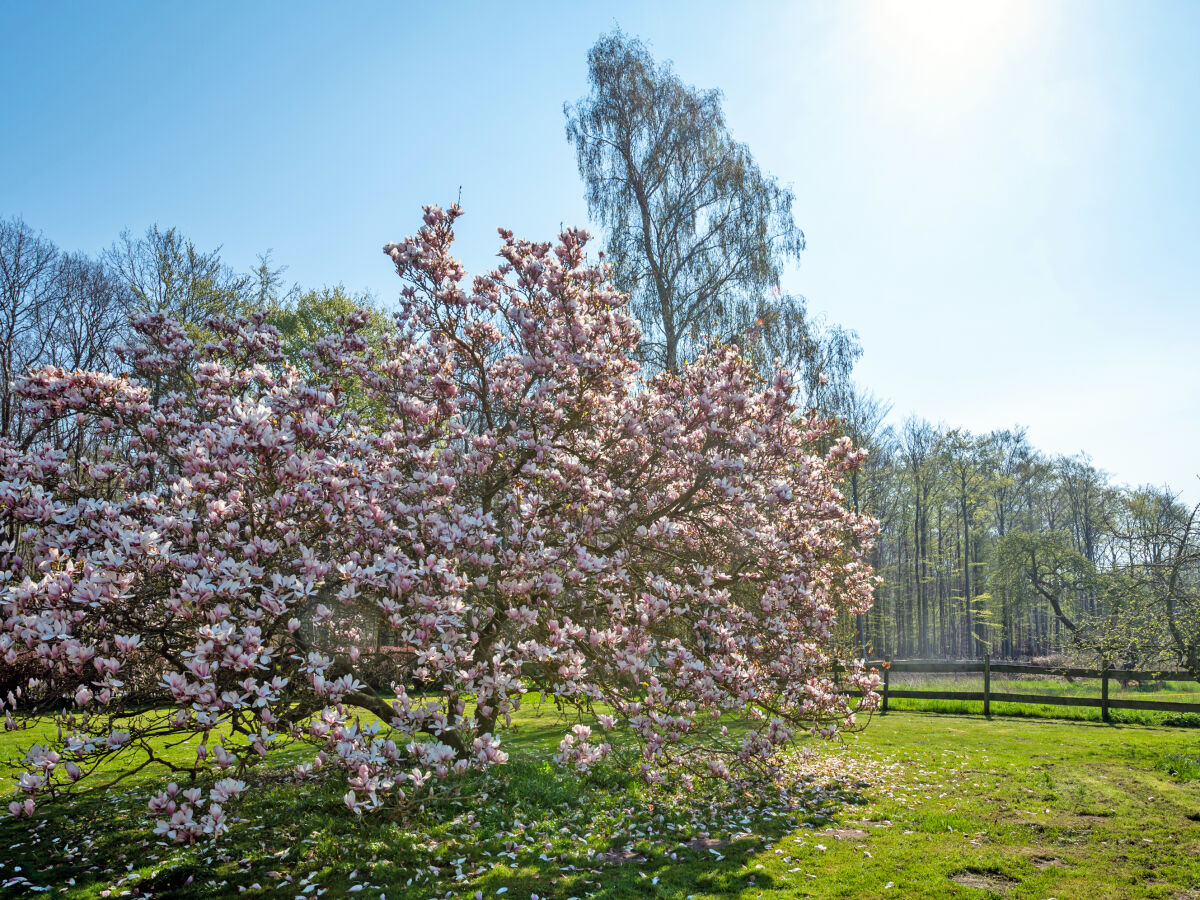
1101;660;1110;723
882;662;889;714
984;652;991;717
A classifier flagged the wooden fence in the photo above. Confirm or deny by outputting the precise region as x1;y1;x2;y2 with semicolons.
870;657;1200;722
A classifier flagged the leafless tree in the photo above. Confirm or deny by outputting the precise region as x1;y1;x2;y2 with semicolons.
0;217;66;442
48;251;124;372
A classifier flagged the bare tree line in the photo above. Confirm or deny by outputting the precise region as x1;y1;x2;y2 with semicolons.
846;415;1199;677
0;216;300;444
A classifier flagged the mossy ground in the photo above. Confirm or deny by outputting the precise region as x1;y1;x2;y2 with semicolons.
2;705;1199;899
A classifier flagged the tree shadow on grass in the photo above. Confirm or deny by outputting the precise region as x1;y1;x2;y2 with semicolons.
1;750;874;899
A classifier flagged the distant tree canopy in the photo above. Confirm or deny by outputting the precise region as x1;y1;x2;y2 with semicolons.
845;415;1200;677
565;30;857;396
265;285;387;373
104;225;256;336
0;215;382;452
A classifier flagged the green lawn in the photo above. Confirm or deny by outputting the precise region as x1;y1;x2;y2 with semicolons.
2;705;1199;898
887;673;1200;701
884;673;1200;726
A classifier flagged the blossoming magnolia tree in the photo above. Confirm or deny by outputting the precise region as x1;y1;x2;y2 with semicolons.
0;206;878;839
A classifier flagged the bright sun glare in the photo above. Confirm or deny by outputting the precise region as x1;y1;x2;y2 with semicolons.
862;0;1042;113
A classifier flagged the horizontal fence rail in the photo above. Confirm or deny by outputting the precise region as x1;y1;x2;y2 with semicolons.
868;657;1200;722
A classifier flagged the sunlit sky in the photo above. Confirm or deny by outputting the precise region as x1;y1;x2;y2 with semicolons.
3;1;1198;500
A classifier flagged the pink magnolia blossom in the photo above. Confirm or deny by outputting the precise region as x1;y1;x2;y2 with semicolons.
0;205;878;836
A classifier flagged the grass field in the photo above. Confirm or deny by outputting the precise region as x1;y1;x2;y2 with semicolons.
2;704;1200;899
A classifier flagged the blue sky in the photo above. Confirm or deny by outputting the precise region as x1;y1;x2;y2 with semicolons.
3;1;1198;499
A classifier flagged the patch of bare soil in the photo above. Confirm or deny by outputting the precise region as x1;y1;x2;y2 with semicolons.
602;849;646;864
687;836;731;851
1029;856;1068;868
949;869;1019;893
